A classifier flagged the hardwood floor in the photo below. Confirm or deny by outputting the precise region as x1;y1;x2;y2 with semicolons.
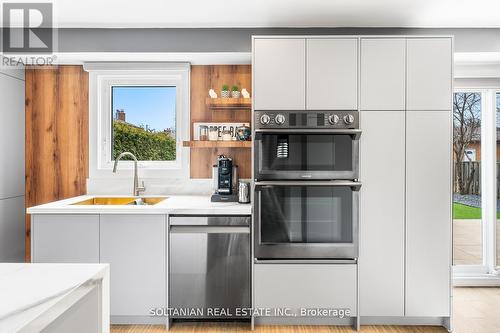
453;287;500;333
112;324;446;332
111;287;500;333
111;323;442;333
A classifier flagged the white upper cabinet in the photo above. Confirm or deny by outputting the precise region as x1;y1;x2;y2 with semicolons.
253;38;306;110
306;38;358;110
406;38;452;111
360;39;405;111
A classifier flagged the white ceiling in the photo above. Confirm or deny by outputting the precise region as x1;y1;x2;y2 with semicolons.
44;0;500;28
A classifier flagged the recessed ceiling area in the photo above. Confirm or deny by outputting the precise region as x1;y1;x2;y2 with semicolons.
44;0;500;28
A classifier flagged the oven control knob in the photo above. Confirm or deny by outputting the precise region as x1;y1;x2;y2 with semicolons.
343;114;355;125
275;114;286;125
260;114;271;125
328;114;339;125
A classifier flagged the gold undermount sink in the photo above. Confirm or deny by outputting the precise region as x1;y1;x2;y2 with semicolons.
72;197;167;206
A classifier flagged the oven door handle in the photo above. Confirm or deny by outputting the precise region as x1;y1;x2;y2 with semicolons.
255;181;362;191
254;128;361;139
254;187;262;246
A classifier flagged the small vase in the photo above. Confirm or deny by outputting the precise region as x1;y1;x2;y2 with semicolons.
231;91;241;98
221;90;230;98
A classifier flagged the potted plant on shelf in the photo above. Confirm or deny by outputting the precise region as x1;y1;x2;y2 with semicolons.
231;85;240;98
221;85;230;98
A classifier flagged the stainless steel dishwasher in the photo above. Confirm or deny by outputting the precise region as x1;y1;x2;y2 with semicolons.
169;215;251;319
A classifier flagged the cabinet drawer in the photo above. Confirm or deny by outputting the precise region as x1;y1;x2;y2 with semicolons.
254;263;357;316
169;215;250;226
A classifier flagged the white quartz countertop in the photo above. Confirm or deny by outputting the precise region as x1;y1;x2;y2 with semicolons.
27;195;252;215
0;263;109;333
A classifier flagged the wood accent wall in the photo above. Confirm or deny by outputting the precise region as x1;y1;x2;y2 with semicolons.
190;65;252;178
25;66;89;261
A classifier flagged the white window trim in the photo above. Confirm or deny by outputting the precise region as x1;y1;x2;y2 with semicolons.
84;62;190;180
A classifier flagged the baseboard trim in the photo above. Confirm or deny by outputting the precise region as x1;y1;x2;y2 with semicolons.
254;316;449;327
110;315;166;325
360;316;449;326
254;316;354;326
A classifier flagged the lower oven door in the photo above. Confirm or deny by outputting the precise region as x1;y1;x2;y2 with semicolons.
254;181;361;259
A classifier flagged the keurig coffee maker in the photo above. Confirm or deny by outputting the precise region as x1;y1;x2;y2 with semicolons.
211;155;238;202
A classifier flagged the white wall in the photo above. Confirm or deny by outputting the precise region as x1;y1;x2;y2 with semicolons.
0;67;25;262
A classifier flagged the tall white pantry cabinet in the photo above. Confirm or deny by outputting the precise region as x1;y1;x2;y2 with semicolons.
253;36;452;325
359;37;452;320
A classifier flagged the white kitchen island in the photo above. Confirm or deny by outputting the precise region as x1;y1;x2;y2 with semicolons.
0;263;109;333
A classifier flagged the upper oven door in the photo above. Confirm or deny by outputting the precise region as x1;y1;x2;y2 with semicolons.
254;129;361;180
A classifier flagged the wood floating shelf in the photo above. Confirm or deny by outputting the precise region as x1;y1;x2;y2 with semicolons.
183;140;252;148
205;97;252;110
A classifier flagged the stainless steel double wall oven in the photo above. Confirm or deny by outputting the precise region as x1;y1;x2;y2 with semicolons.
253;110;361;259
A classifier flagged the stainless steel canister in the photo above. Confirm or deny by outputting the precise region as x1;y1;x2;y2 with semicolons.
238;181;250;203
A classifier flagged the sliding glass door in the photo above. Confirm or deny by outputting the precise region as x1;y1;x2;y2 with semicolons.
453;91;483;266
453;89;499;277
497;93;500;269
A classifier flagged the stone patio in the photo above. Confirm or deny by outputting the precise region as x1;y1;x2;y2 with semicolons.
453;219;500;266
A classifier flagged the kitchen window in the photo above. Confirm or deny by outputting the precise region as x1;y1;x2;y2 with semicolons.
111;86;176;161
85;63;190;179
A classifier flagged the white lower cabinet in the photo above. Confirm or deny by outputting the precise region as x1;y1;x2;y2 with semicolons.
254;264;357;316
0;196;25;262
32;215;100;263
99;215;166;318
359;111;405;317
32;213;167;320
405;111;451;316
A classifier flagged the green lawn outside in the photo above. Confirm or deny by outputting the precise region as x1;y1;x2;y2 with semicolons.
453;203;500;219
